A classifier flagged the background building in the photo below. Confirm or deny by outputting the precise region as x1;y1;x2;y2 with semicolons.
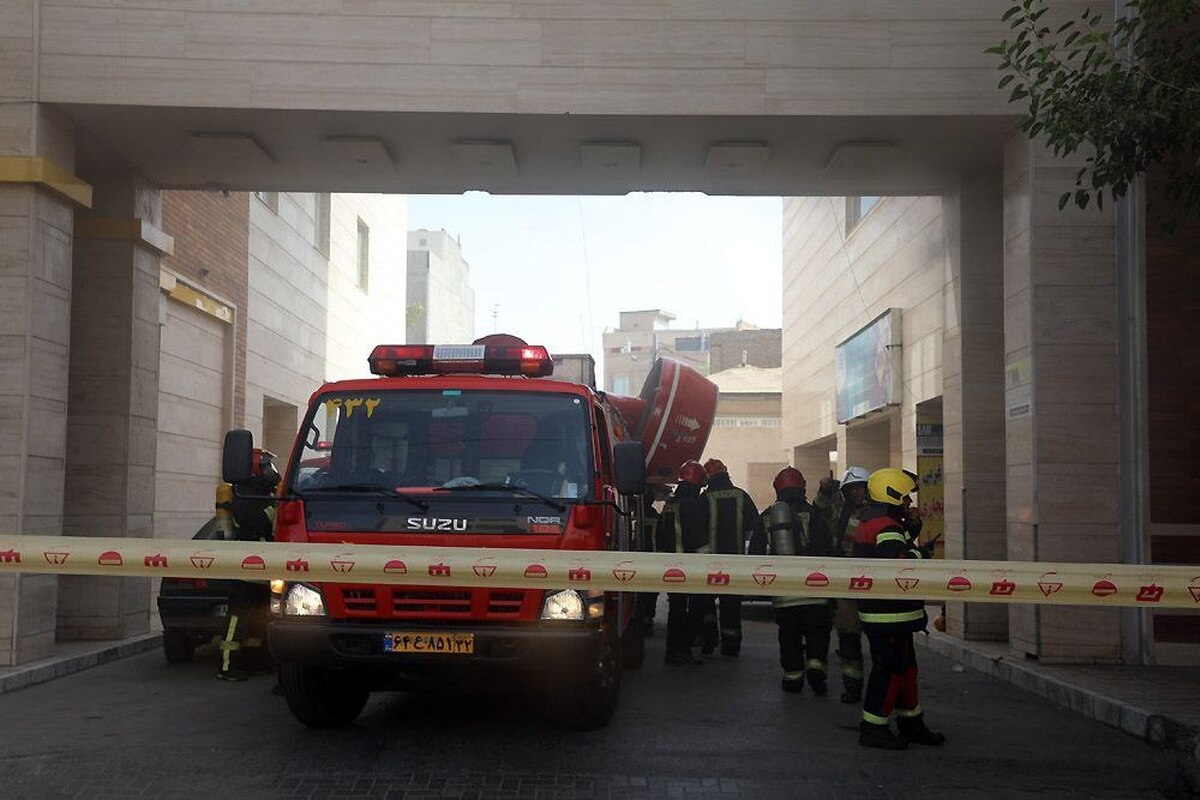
703;364;786;512
406;229;475;345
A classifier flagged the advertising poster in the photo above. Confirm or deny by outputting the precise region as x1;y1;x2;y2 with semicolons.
916;413;944;558
835;309;902;423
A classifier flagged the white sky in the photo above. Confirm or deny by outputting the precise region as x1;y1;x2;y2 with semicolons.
407;193;783;375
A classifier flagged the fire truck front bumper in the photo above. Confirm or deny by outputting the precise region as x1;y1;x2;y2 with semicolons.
269;619;604;685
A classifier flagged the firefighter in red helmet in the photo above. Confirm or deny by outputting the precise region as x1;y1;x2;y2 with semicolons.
657;460;711;665
854;467;946;750
699;457;759;656
749;466;835;694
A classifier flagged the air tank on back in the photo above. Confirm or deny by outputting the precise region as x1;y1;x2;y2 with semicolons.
604;357;719;487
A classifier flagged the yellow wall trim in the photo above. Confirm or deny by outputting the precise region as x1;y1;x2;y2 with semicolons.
159;269;233;324
0;156;93;208
75;217;175;256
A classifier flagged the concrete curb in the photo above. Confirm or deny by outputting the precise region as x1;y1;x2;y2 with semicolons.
917;632;1200;790
0;632;161;695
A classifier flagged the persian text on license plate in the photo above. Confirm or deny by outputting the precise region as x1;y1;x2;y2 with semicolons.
383;632;474;654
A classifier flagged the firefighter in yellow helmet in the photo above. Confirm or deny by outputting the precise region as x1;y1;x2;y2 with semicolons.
853;467;945;749
749;467;835;695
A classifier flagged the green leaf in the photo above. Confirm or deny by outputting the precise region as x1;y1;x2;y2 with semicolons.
999;74;1015;89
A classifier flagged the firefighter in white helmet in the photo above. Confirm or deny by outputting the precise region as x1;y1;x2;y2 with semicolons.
853;467;945;749
814;465;871;703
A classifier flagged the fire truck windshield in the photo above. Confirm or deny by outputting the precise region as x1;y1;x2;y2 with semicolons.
290;390;594;506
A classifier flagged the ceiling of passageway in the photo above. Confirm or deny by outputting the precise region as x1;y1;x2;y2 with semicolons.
65;105;1012;196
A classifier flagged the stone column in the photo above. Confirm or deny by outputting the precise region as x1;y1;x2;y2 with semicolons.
943;170;1008;641
1003;131;1121;663
0;103;84;665
57;170;167;640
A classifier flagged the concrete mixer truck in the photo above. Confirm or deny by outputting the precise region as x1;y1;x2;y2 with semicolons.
220;333;718;730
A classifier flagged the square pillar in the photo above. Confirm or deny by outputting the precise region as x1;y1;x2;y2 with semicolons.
57;171;165;640
943;170;1008;641
0;103;80;664
1003;130;1122;663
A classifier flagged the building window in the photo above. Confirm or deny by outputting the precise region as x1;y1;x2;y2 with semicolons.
845;196;879;234
356;218;370;292
315;193;331;257
255;191;279;212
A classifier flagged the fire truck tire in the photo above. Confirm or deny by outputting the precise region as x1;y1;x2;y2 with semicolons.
280;664;370;728
621;623;646;670
551;634;620;731
162;629;195;664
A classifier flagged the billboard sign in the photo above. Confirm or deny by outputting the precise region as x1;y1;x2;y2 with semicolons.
835;308;902;423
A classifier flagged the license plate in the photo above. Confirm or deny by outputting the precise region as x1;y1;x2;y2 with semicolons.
383;632;474;654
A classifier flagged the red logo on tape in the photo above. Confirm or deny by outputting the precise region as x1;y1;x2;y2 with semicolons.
1091;579;1117;597
896;576;920;592
569;567;592;582
612;562;636;583
190;554;215;570
144;553;169;569
662;567;687;584
473;561;497;579
752;566;777;587
990;579;1016;596
427;562;451;578
383;559;407;575
947;575;972;592
285;558;310;573
241;555;266;571
0;549;20;564
43;550;68;566
805;571;829;588
1038;572;1063;597
708;571;731;586
524;563;548;579
98;550;123;567
849;576;874;592
1136;583;1163;603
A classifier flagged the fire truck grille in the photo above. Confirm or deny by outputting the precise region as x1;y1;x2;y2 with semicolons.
487;591;525;616
392;589;472;616
340;588;377;613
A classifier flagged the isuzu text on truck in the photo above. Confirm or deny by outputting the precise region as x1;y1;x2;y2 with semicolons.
221;335;717;729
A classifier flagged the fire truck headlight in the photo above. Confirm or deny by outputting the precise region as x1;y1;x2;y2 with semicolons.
284;583;326;616
540;589;585;621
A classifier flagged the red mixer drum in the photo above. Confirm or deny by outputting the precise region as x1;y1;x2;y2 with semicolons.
605;357;718;486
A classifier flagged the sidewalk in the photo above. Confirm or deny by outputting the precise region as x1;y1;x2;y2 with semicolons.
0;632;161;694
919;631;1200;790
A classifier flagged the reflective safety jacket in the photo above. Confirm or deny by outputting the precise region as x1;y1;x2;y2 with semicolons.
657;482;711;555
750;492;834;608
813;489;862;558
853;503;928;633
703;472;760;555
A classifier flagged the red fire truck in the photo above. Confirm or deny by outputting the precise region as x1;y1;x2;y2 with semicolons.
222;335;717;729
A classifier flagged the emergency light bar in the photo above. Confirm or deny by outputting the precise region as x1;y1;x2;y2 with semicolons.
369;343;554;378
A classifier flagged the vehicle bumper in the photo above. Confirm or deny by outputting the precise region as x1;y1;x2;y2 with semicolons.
156;596;232;634
269;619;603;682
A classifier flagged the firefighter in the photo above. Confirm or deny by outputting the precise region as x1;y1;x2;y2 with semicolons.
700;458;758;657
634;489;662;637
854;467;946;749
749;467;835;694
217;448;279;682
657;461;711;666
814;465;871;703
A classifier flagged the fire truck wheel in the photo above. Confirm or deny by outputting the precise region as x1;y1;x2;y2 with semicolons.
162;629;195;664
551;633;620;731
280;664;370;728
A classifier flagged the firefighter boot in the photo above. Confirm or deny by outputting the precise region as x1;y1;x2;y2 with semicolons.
781;672;805;693
841;677;863;704
806;667;828;696
859;720;908;750
897;714;946;746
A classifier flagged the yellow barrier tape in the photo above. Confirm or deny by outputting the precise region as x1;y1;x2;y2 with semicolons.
1;536;1197;608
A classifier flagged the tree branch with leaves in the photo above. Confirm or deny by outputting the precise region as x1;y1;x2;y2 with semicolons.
988;0;1199;217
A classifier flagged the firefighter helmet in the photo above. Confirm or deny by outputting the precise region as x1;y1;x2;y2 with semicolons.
867;468;918;506
840;466;870;487
772;466;806;493
678;460;708;486
703;458;727;476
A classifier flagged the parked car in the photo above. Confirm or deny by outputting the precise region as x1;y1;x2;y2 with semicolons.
156;516;271;664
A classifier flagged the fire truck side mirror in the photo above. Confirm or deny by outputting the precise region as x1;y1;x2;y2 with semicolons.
222;429;255;484
612;441;646;496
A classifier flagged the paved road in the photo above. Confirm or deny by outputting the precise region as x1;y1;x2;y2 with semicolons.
0;604;1190;799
